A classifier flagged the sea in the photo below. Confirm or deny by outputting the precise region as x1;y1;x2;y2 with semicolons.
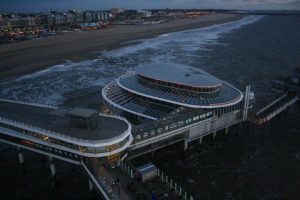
0;15;300;199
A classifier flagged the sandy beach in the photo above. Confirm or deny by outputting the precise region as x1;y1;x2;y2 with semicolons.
0;13;242;79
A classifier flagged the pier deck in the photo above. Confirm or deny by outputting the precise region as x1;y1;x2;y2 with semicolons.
0;100;128;141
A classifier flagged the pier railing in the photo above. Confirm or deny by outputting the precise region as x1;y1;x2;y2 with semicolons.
253;94;299;125
0;98;58;109
256;93;287;116
82;161;120;200
157;169;194;200
0;113;130;147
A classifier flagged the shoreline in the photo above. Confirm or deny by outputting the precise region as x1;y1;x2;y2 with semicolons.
0;13;243;79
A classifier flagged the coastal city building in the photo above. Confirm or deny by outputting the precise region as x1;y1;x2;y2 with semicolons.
111;8;124;18
0;9;215;44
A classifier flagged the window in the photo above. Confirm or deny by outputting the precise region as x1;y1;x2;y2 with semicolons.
143;132;148;138
193;116;199;121
165;125;169;131
135;135;141;140
178;121;184;127
150;130;155;137
170;123;177;129
157;128;163;133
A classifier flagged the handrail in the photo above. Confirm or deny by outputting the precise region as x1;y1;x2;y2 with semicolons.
256;93;287;116
81;161;111;200
0;98;58;109
102;81;157;120
254;95;298;125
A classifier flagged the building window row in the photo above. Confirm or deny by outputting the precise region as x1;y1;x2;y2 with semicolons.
138;74;220;94
133;111;213;142
0;122;129;154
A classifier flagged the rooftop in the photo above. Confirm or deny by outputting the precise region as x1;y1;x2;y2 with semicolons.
136;63;223;88
137;163;158;175
0;101;129;141
118;74;243;108
67;107;97;118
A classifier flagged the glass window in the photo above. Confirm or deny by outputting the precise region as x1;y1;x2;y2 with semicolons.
165;125;169;131
193;116;199;121
178;121;184;127
157;128;163;133
143;132;148;138
150;130;155;136
170;123;177;129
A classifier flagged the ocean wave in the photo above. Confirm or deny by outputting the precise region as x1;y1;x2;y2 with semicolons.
0;15;263;105
105;16;263;57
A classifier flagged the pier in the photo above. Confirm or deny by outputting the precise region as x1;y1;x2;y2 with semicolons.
1;64;299;199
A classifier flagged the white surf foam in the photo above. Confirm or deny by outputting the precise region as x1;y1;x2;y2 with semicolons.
105;16;263;57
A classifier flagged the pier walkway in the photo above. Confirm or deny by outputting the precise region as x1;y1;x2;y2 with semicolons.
253;93;299;125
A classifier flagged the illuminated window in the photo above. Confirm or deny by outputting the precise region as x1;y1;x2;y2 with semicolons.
165;125;169;131
178;121;184;127
157;128;163;133
150;130;155;136
143;132;148;138
170;123;177;129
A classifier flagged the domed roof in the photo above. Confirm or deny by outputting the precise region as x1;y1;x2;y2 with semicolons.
136;63;223;88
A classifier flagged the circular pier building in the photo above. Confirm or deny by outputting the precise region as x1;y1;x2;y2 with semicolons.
103;63;243;123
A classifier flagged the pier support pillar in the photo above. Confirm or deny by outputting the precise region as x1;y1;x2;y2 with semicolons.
88;179;93;192
184;140;188;151
49;156;57;186
17;147;26;175
199;136;203;145
213;131;217;139
225;126;229;135
151;151;155;157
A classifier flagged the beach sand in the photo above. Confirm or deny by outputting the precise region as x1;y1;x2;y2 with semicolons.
0;13;242;79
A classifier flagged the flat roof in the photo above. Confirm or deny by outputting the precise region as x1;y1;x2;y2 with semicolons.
137;163;157;175
136;63;223;88
0;101;129;141
67;107;97;118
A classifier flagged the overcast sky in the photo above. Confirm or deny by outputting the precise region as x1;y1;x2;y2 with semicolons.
0;0;299;13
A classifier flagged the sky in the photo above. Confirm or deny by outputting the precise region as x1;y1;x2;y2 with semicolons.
0;0;299;13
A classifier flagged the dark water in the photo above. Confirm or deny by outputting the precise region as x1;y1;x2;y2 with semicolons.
0;15;300;199
198;15;300;107
134;16;300;200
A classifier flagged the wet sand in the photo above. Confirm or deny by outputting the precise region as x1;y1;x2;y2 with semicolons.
0;13;242;79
